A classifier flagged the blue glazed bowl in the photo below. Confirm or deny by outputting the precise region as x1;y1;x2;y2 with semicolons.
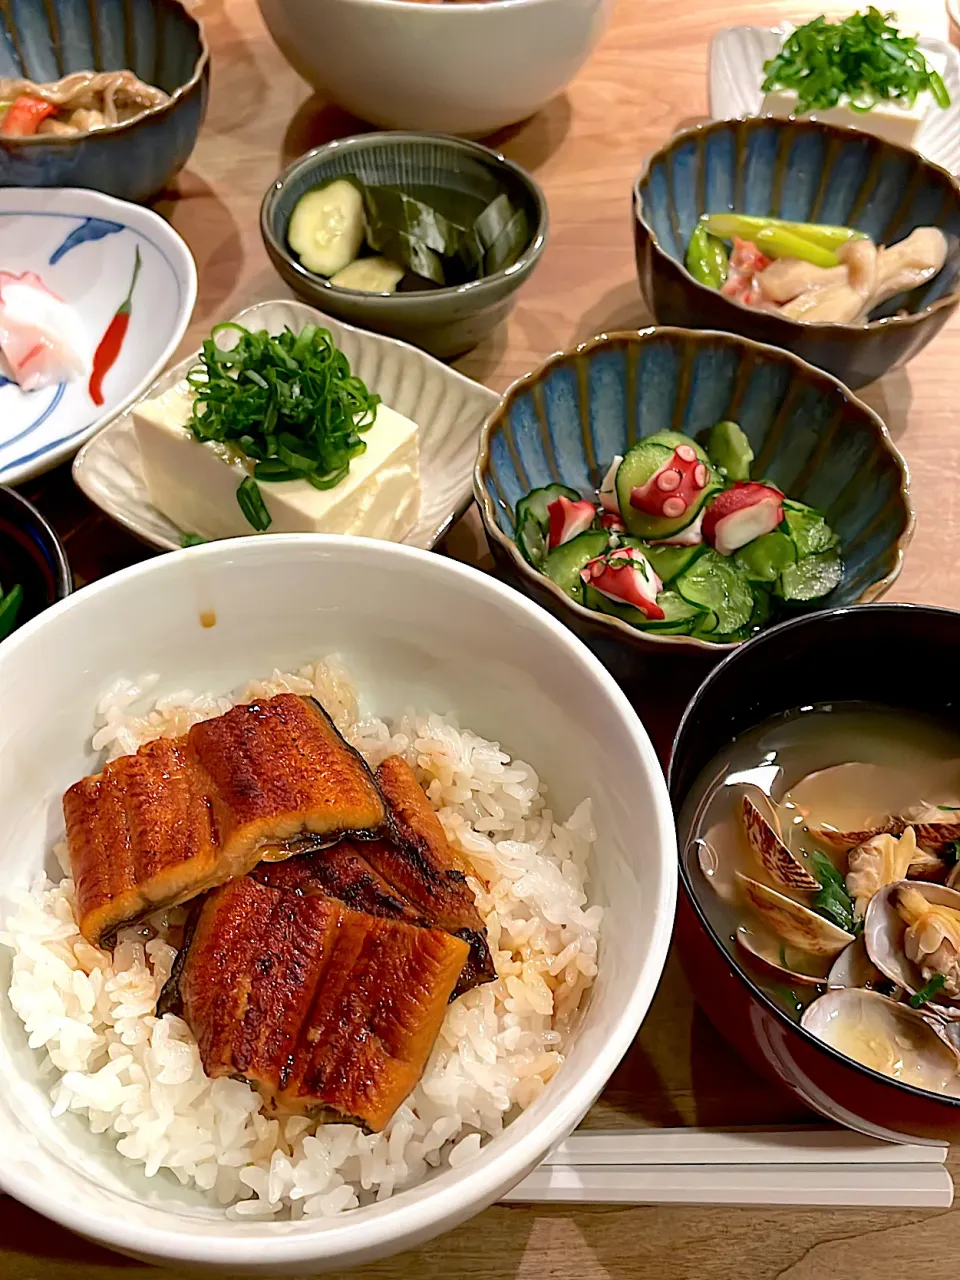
0;0;209;203
633;118;960;389
474;327;914;664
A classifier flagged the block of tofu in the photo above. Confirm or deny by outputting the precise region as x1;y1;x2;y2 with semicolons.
133;382;421;542
760;46;946;152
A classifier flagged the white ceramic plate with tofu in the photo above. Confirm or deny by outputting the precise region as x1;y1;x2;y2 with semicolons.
708;28;960;175
72;299;499;552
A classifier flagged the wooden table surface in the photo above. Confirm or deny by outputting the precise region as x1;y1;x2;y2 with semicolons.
12;0;960;1275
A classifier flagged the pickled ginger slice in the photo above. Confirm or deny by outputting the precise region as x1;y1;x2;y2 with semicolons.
0;270;90;392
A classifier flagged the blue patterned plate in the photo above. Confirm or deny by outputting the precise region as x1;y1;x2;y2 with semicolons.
0;188;196;484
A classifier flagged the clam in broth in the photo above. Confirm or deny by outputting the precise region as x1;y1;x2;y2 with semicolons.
681;703;960;1098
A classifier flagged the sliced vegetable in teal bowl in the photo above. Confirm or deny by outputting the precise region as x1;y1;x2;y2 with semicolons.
474;327;914;657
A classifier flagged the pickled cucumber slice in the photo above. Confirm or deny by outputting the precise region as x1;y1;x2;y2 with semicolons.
706;420;754;481
633;539;704;583
778;550;843;601
288;181;365;277
676;550;755;635
543;530;609;601
329;257;405;293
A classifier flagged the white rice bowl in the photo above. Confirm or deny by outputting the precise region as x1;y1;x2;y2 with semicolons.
2;657;603;1220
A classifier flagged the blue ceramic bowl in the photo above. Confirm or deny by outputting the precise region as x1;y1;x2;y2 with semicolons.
0;486;71;642
633;118;960;389
261;133;548;359
474;327;914;663
0;0;209;203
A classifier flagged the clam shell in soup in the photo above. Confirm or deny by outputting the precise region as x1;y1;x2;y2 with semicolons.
736;873;854;957
801;988;960;1095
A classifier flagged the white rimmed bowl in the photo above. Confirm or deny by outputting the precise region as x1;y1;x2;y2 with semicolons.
72;299;498;552
0;534;676;1272
257;0;613;137
0;188;197;485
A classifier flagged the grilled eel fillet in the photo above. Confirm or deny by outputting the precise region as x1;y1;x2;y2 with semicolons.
63;694;385;947
179;876;469;1130
252;755;494;992
372;755;495;989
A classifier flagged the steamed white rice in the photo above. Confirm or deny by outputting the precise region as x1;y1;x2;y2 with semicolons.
1;658;601;1218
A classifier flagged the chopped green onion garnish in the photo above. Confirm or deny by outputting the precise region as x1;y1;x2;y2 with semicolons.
180;533;207;548
809;850;859;934
909;974;946;1008
762;9;951;117
185;322;380;521
237;477;272;532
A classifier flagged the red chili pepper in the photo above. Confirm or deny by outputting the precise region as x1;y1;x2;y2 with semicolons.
88;247;142;407
1;95;57;137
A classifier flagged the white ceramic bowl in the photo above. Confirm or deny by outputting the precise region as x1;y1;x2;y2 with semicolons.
257;0;613;136
0;188;197;484
0;535;675;1273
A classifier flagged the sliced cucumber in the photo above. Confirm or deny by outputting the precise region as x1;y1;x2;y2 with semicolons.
735;530;797;583
646;431;712;458
634;539;704;583
329;256;405;293
288;180;365;277
705;420;754;481
616;435;718;540
778;550;843;602
585;584;702;632
514;484;580;569
543;530;609;601
676;550;755;635
782;500;840;558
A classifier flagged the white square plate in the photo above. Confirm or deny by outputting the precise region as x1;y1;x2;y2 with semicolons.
708;27;960;176
72;299;499;553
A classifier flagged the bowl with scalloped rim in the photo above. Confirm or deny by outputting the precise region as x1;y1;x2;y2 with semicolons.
474;326;914;668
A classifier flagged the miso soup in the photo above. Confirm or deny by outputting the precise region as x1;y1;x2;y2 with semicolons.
678;702;960;1097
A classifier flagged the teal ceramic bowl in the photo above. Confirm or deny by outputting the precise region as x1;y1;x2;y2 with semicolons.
0;0;209;203
633;118;960;390
260;133;548;359
474;327;914;665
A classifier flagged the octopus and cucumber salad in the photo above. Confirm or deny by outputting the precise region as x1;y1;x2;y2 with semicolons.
513;422;841;643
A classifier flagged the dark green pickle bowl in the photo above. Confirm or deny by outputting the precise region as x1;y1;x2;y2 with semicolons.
474;327;914;674
633;117;960;390
260;132;548;360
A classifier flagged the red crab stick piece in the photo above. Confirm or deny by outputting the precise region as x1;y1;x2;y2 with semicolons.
630;445;710;521
581;547;665;620
599;509;626;534
703;482;785;556
547;495;596;549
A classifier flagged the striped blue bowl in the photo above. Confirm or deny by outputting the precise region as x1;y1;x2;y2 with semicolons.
474;327;914;660
633;118;960;389
0;0;209;203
